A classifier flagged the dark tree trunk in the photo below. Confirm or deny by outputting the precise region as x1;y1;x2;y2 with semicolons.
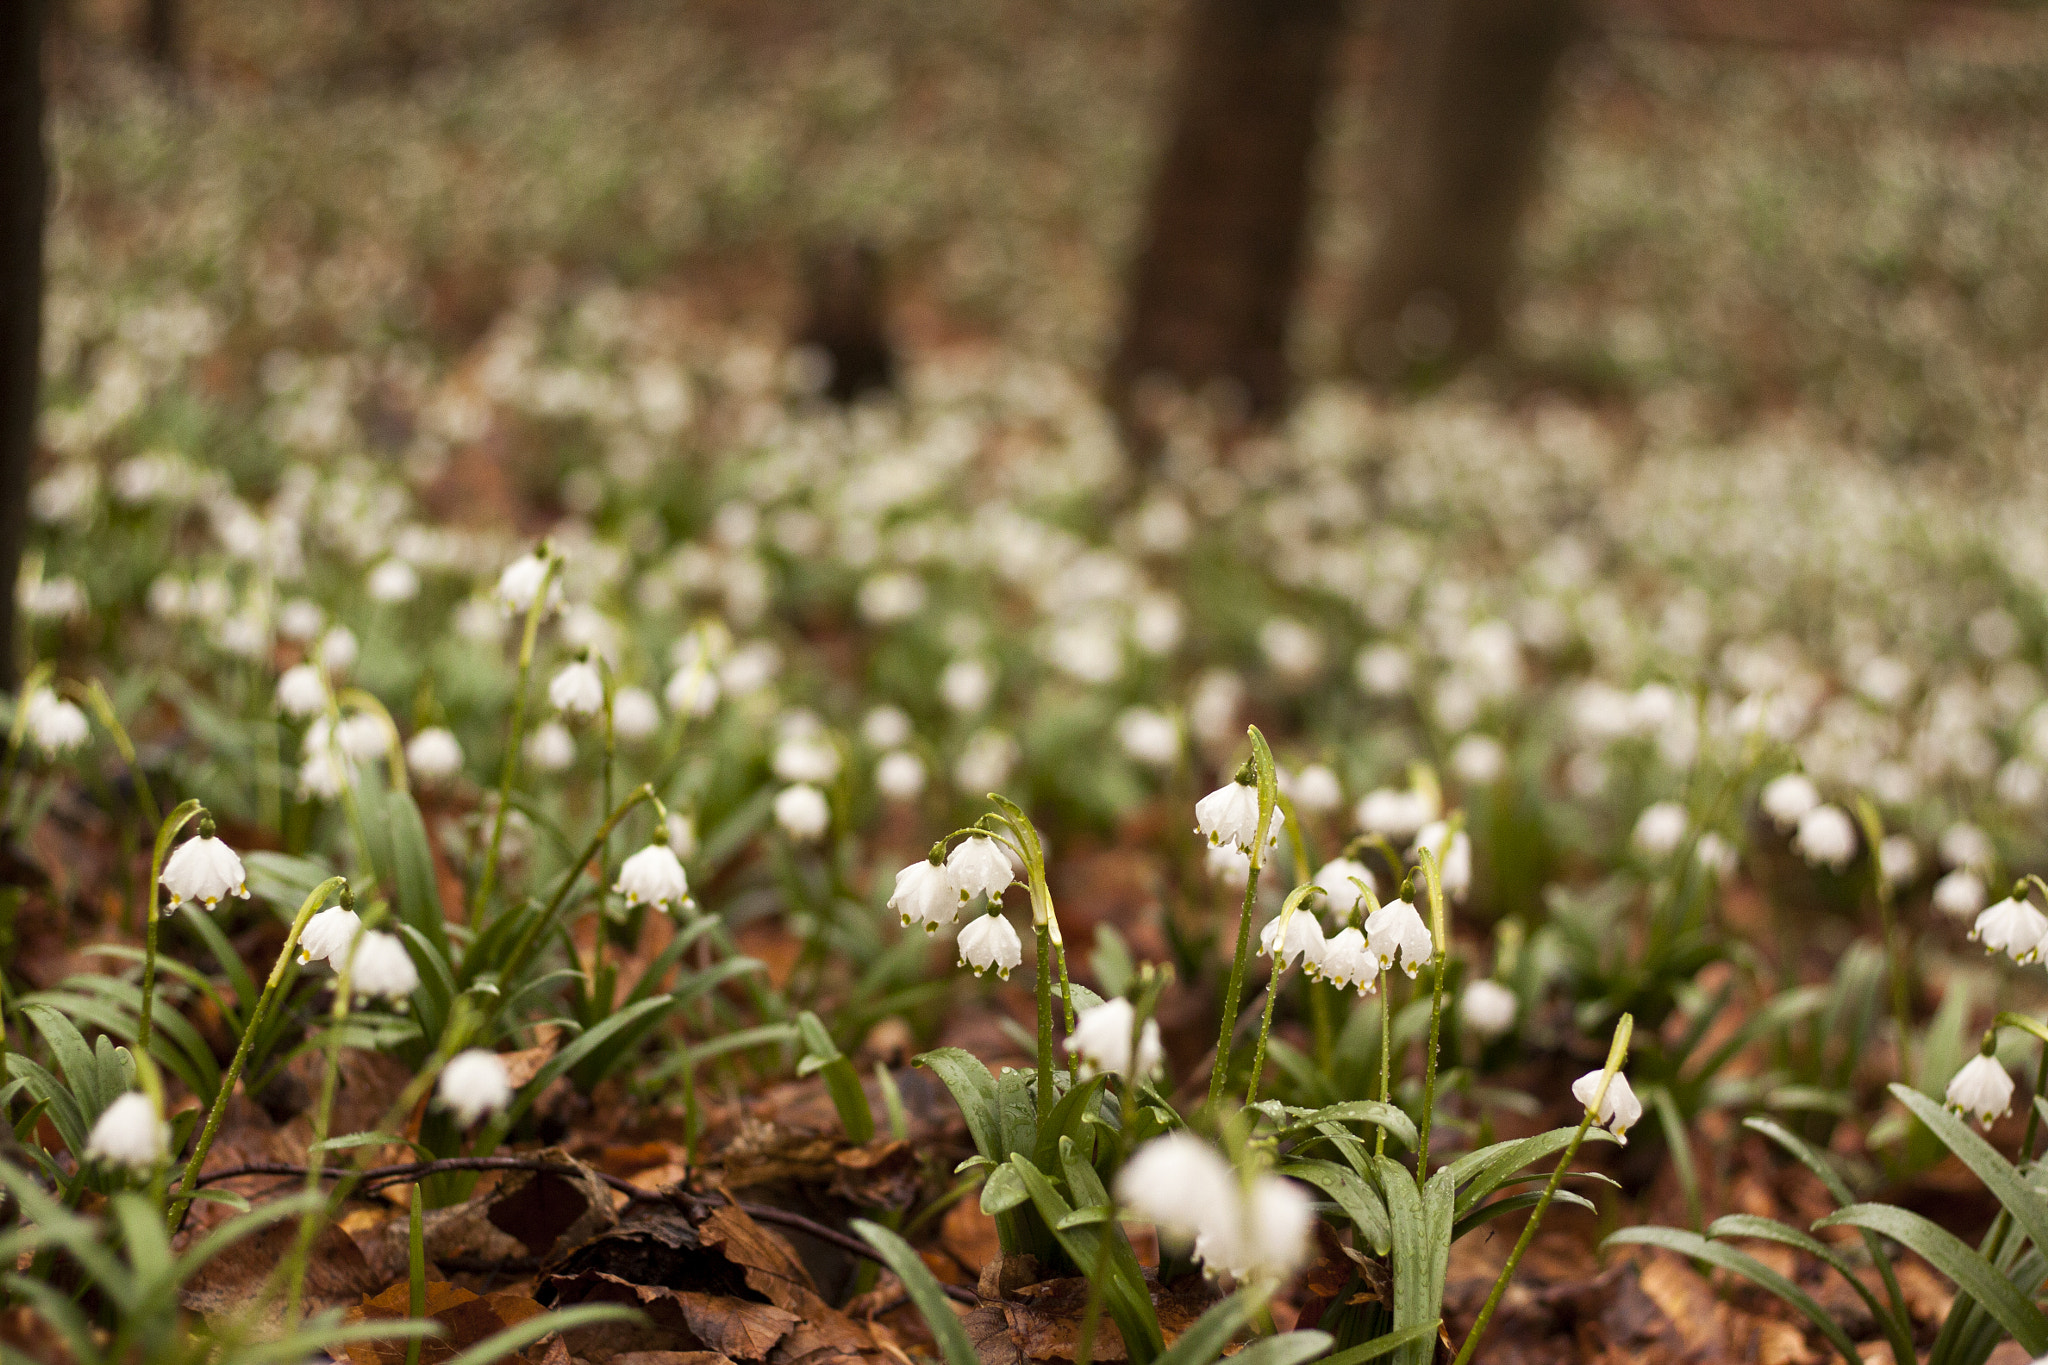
1351;0;1582;382
794;241;896;404
139;0;180;70
0;0;46;690
1108;0;1348;430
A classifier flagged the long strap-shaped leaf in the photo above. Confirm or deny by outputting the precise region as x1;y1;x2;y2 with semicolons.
1744;1115;1908;1326
1709;1215;1913;1365
1229;1329;1335;1365
1815;1204;2048;1354
1446;1126;1615;1216
1319;1321;1443;1365
1606;1227;1862;1365
1378;1158;1453;1365
1890;1085;2048;1259
1281;1158;1391;1256
853;1219;982;1365
1151;1291;1256;1365
1011;1152;1165;1363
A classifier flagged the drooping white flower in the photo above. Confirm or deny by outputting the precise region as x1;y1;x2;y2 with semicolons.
1450;734;1507;786
297;904;362;965
548;660;605;718
1195;779;1263;852
772;734;841;785
438;1050;513;1127
609;686;660;743
1461;980;1518;1039
1934;868;1988;920
1632;802;1689;858
1940;822;1997;873
774;784;830;841
277;598;324;641
348;931;419;1004
22;688;89;758
1410;821;1471;900
525;720;576;773
939;658;995;714
84;1092;170;1173
614;838;690;911
405;727;464;782
496;549;560;615
1288;763;1342;813
1260;907;1327;973
1945;1054;2016;1130
336;711;390;763
161;825;250;911
299;741;352;799
1878;835;1920;887
1694;831;1738;881
1066;998;1163;1080
890;857;957;932
1364;898;1433;977
1760;773;1820;830
1971;894;2048;964
1215;1174;1314;1286
367;558;421;603
946;834;1015;906
861;705;912;749
1315;858;1377;921
275;663;329;719
1315;927;1377;993
1206;843;1253;888
1355;786;1438;841
1116;708;1181;770
875;750;926;801
1116;1134;1240;1259
664;662;721;717
957;913;1023;980
1794;805;1858;870
1572;1069;1643;1142
318;626;359;674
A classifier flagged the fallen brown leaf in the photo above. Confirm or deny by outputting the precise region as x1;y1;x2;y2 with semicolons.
346;1279;547;1365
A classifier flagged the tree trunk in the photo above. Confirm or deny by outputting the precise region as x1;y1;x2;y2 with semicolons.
139;0;180;70
794;240;896;404
1108;0;1348;430
1352;0;1581;382
0;0;46;690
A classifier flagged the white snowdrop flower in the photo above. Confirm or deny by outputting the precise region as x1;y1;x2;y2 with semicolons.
84;1092;169;1173
148;574;189;621
1940;822;1996;873
1694;832;1738;881
1355;644;1413;697
349;931;419;1004
1934;868;1988;920
774;783;830;841
857;570;927;624
1223;1174;1314;1286
1288;763;1342;814
1794;805;1858;870
277;598;324;642
1997;759;2046;810
1632;802;1689;858
1946;1054;2016;1130
1857;655;1914;708
438;1050;513;1127
1116;708;1181;770
773;734;841;785
1187;670;1244;744
1131;592;1184;656
875;750;927;801
1196;779;1263;852
957;912;1023;979
525;720;576;773
664;662;721;717
664;813;697;858
495;549;560;615
1260;907;1327;973
1355;786;1438;841
217;612;270;660
1045;614;1124;685
336;712;389;764
1760;773;1820;830
1572;1070;1643;1142
20;575;87;620
1878;835;1920;887
161;823;250;910
719;641;780;697
406;727;463;783
1410;821;1471;900
1971;894;2048;964
22;688;89;758
1315;926;1377;993
946;834;1015;906
1315;858;1376;921
1450;734;1507;786
299;746;351;799
1207;844;1253;888
955;729;1019;793
1259;618;1323;681
1116;1134;1239;1257
549;659;605;718
1364;898;1433;977
614;837;690;911
610;686;661;743
863;705;913;749
1461;980;1518;1039
31;462;98;525
275;663;329;719
297;904;362;965
939;658;995;714
1066;998;1163;1081
890;857;957;932
367;558;420;604
317;626;359;674
455;597;506;643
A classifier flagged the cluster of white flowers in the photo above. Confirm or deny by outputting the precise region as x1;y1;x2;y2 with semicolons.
1116;1134;1313;1287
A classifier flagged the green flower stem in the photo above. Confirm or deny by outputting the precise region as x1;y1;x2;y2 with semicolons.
167;875;348;1230
404;1187;426;1365
1248;885;1318;1109
1415;846;1450;1178
474;557;558;923
286;906;361;1324
496;784;655;990
1035;917;1056;1126
70;679;159;828
1376;979;1393;1160
137;799;204;1057
337;687;410;796
593;663;617;1009
1452;1014;1633;1365
1208;727;1278;1111
1855;799;1913;1083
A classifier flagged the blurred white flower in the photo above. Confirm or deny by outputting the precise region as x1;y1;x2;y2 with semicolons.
955;729;1019;793
1410;820;1471;900
349;931;419;1003
1450;734;1506;786
939;658;995;714
317;626;359;673
406;727;463;783
774;783;829;841
875;750;926;801
1940;822;1996;873
957;912;1022;980
496;549;560;615
275;663;328;719
1206;843;1253;887
1066;998;1162;1080
1288;763;1342;813
1632;802;1688;858
773;734;841;785
610;686;660;742
1461;980;1518;1039
1878;835;1920;887
1694;831;1738;881
1946;1053;2015;1130
22;688;89;757
549;660;605;718
1933;868;1987;920
1258;618;1323;681
525;720;576;772
1794;805;1857;870
336;711;389;764
1116;708;1180;770
1760;773;1820;830
367;558;420;603
1355;644;1413;697
862;705;912;749
297;904;362;965
439;1049;513;1127
84;1092;169;1173
1315;857;1376;921
664;662;721;717
1355;786;1437;841
277;598;324;642
1116;1136;1312;1287
857;571;926;624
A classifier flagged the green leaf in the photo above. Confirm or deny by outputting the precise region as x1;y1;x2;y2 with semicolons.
1260;1099;1417;1151
1741;1113;1910;1325
851;1220;980;1365
1379;1156;1453;1365
385;789;452;962
1012;1152;1164;1364
1280;1158;1391;1256
1814;1204;2048;1353
500;996;674;1128
981;1162;1030;1215
24;1003;107;1121
1448;1126;1616;1217
798;1010;875;1144
1606;1226;1862;1365
1150;1290;1255;1365
1318;1321;1443;1365
1707;1215;1913;1365
1889;1084;2048;1261
1452;1189;1594;1244
1231;1330;1335;1365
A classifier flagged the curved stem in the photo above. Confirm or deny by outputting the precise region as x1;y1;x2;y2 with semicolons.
1415;846;1449;1177
495;784;655;989
1208;863;1263;1111
286;919;360;1323
137;800;204;1057
473;559;558;923
167;876;348;1230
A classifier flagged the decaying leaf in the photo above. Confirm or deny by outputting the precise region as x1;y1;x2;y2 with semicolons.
423;1148;617;1265
345;1279;547;1365
180;1214;382;1327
